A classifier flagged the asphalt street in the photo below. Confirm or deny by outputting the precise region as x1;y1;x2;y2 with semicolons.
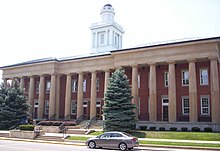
0;140;217;151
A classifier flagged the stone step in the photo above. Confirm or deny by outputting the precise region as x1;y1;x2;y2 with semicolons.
0;133;9;137
35;135;63;141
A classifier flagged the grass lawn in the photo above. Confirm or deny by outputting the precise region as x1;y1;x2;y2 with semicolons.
90;131;220;141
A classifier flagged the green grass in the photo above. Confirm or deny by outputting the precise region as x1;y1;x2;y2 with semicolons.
130;131;220;141
89;131;220;141
139;140;220;148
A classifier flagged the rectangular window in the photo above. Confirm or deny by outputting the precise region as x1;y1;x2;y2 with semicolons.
83;79;86;92
72;79;78;92
182;70;189;86
182;96;189;115
34;100;39;108
164;72;168;87
100;34;104;44
83;101;88;107
200;69;208;85
96;78;100;91
201;96;210;115
46;81;51;93
71;101;77;114
36;81;40;93
45;100;49;115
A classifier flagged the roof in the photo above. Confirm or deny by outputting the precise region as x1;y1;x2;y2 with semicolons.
111;36;220;53
1;36;219;69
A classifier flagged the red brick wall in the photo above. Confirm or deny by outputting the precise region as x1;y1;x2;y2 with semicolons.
139;67;149;120
156;65;168;121
176;63;189;121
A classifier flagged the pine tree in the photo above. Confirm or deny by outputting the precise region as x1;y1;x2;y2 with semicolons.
103;68;136;132
0;81;30;129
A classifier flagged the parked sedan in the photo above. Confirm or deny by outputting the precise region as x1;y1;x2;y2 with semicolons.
86;131;139;150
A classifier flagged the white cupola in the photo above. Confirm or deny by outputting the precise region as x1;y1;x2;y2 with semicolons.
90;4;124;54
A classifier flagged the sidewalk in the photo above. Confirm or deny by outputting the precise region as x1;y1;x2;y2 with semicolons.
1;130;220;150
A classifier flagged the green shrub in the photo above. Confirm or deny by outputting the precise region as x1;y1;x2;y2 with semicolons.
204;127;212;132
159;127;165;131
139;126;147;131
149;127;156;131
170;127;177;131
181;127;188;131
192;127;200;132
19;125;35;131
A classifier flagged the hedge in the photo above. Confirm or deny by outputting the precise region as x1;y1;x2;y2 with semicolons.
19;125;35;131
139;126;147;131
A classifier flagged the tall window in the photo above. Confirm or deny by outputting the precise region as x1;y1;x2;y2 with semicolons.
36;81;40;93
100;34;104;44
200;69;208;85
45;100;49;115
182;96;189;115
46;81;51;93
96;78;100;91
164;72;169;87
83;79;86;92
182;70;189;86
201;96;210;115
71;101;77;114
72;79;77;92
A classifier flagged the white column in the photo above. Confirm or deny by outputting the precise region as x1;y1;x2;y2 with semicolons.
90;71;97;119
188;59;198;122
49;74;56;119
210;57;220;124
132;65;139;118
55;75;61;120
65;74;72;120
28;76;35;117
168;61;176;122
77;72;84;119
104;70;110;97
149;63;157;121
20;77;25;90
38;75;45;119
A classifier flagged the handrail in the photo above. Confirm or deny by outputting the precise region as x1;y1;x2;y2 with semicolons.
74;115;84;125
85;116;96;130
49;114;56;120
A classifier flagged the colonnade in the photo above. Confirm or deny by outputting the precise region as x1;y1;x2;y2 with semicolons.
3;58;220;124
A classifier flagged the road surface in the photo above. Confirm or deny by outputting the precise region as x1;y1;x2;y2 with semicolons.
0;140;217;151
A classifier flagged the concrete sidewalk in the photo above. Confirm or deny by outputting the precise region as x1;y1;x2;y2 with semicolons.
1;130;220;150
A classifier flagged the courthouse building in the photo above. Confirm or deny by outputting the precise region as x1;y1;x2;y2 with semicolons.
1;4;220;131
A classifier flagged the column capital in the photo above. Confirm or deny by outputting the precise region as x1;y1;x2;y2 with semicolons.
187;58;197;63
148;62;156;66
167;60;176;64
90;70;97;74
131;64;139;68
209;56;218;61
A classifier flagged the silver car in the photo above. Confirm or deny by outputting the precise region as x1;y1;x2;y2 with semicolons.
86;131;139;150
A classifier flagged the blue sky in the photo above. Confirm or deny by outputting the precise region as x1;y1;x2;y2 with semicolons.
0;0;220;79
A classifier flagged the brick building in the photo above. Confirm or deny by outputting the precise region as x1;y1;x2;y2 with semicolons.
1;4;220;131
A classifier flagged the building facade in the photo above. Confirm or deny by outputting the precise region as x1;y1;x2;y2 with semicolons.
1;4;220;131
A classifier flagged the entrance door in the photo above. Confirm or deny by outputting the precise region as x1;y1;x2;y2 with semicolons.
162;98;169;121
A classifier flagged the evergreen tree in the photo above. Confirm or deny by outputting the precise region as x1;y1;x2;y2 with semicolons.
103;68;136;132
0;81;30;129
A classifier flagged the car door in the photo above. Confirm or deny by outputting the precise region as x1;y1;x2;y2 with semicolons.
109;133;124;148
95;133;111;148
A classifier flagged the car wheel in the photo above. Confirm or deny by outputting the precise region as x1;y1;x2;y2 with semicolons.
88;141;96;149
119;142;127;151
